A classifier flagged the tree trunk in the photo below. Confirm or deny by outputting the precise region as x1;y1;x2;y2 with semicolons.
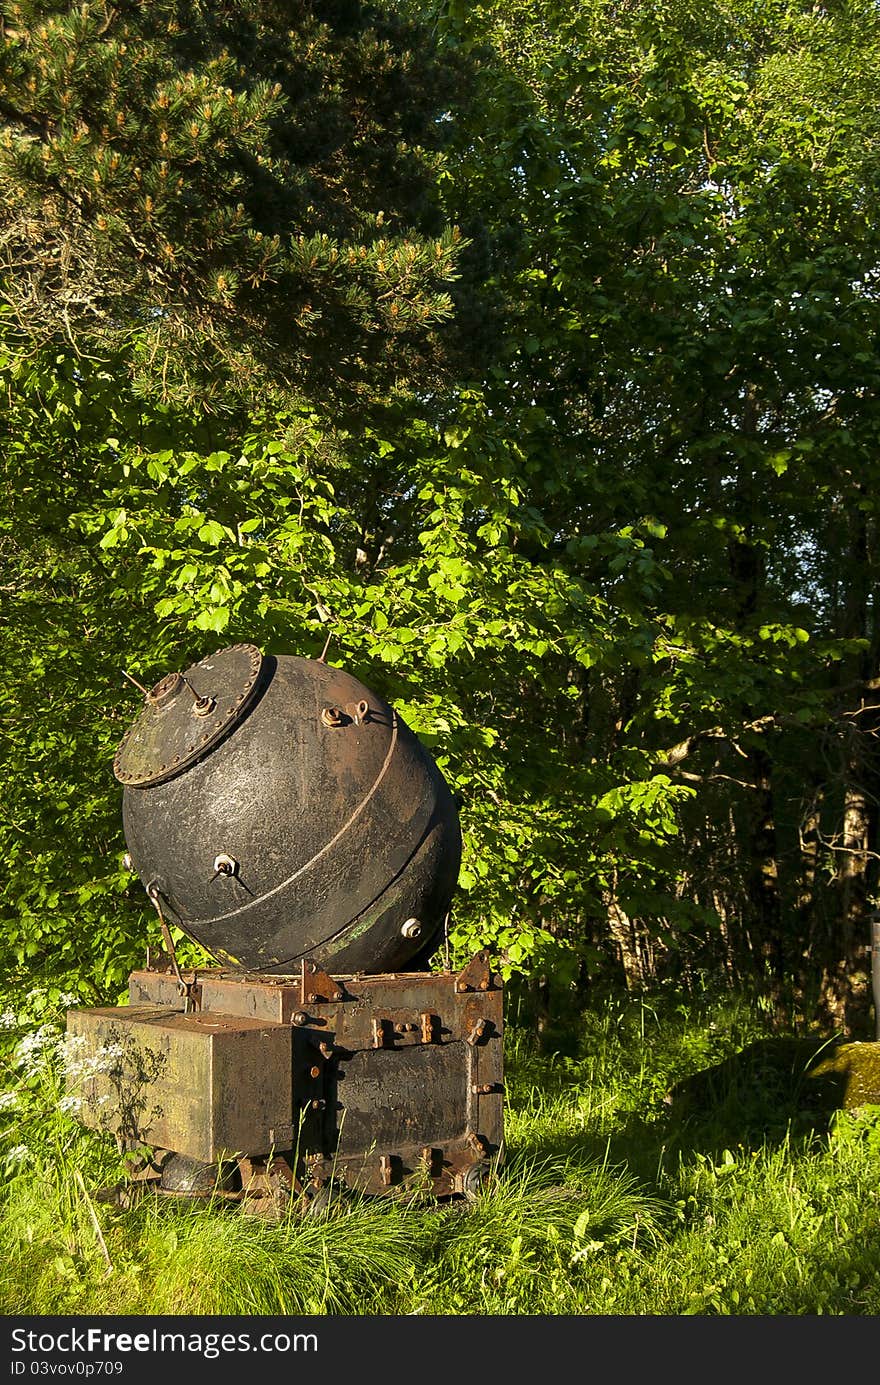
604;881;646;992
727;416;783;1003
817;498;876;1033
818;747;874;1033
747;744;784;997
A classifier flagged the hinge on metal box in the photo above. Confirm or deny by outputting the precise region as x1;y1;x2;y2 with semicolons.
420;1146;440;1176
300;959;346;1005
378;1153;401;1186
455;950;493;994
465;1017;489;1046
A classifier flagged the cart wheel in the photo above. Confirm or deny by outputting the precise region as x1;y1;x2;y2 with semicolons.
160;1154;240;1195
463;1160;489;1202
301;1179;351;1218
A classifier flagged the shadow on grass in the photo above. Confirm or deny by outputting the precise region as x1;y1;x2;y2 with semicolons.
505;1034;858;1188
660;1034;849;1151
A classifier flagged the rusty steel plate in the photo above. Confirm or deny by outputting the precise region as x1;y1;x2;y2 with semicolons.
114;644;263;787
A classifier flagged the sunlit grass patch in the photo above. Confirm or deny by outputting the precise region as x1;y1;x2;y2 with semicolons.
109;1192;425;1315
396;1151;667;1314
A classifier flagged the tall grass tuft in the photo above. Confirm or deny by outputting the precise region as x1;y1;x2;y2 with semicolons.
113;1193;425;1315
398;1152;666;1314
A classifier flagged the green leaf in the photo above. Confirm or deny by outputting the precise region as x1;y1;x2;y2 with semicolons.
193;607;230;632
197;520;227;546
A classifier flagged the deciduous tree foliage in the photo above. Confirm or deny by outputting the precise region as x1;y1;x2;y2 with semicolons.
4;0;880;1033
429;0;880;1027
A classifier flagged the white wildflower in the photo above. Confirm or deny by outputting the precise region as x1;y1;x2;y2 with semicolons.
61;1036;126;1080
14;1024;59;1067
0;1010;17;1030
58;1094;82;1115
6;1144;29;1166
86;1042;126;1074
57;992;79;1008
0;1093;19;1113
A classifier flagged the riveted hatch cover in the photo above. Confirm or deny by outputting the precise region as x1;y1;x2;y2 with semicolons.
114;643;263;788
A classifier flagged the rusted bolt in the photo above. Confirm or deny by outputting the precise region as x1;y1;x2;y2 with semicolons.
308;992;319;1003
479;979;490;991
310;1099;325;1112
394;1022;416;1035
333;990;343;1001
320;705;345;728
212;853;238;878
318;1041;333;1059
192;695;216;717
456;982;470;993
401;917;422;939
309;1065;321;1079
292;1012;308;1027
471;1083;494;1095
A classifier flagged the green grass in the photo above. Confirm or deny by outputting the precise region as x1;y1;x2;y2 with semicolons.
1;984;879;1315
